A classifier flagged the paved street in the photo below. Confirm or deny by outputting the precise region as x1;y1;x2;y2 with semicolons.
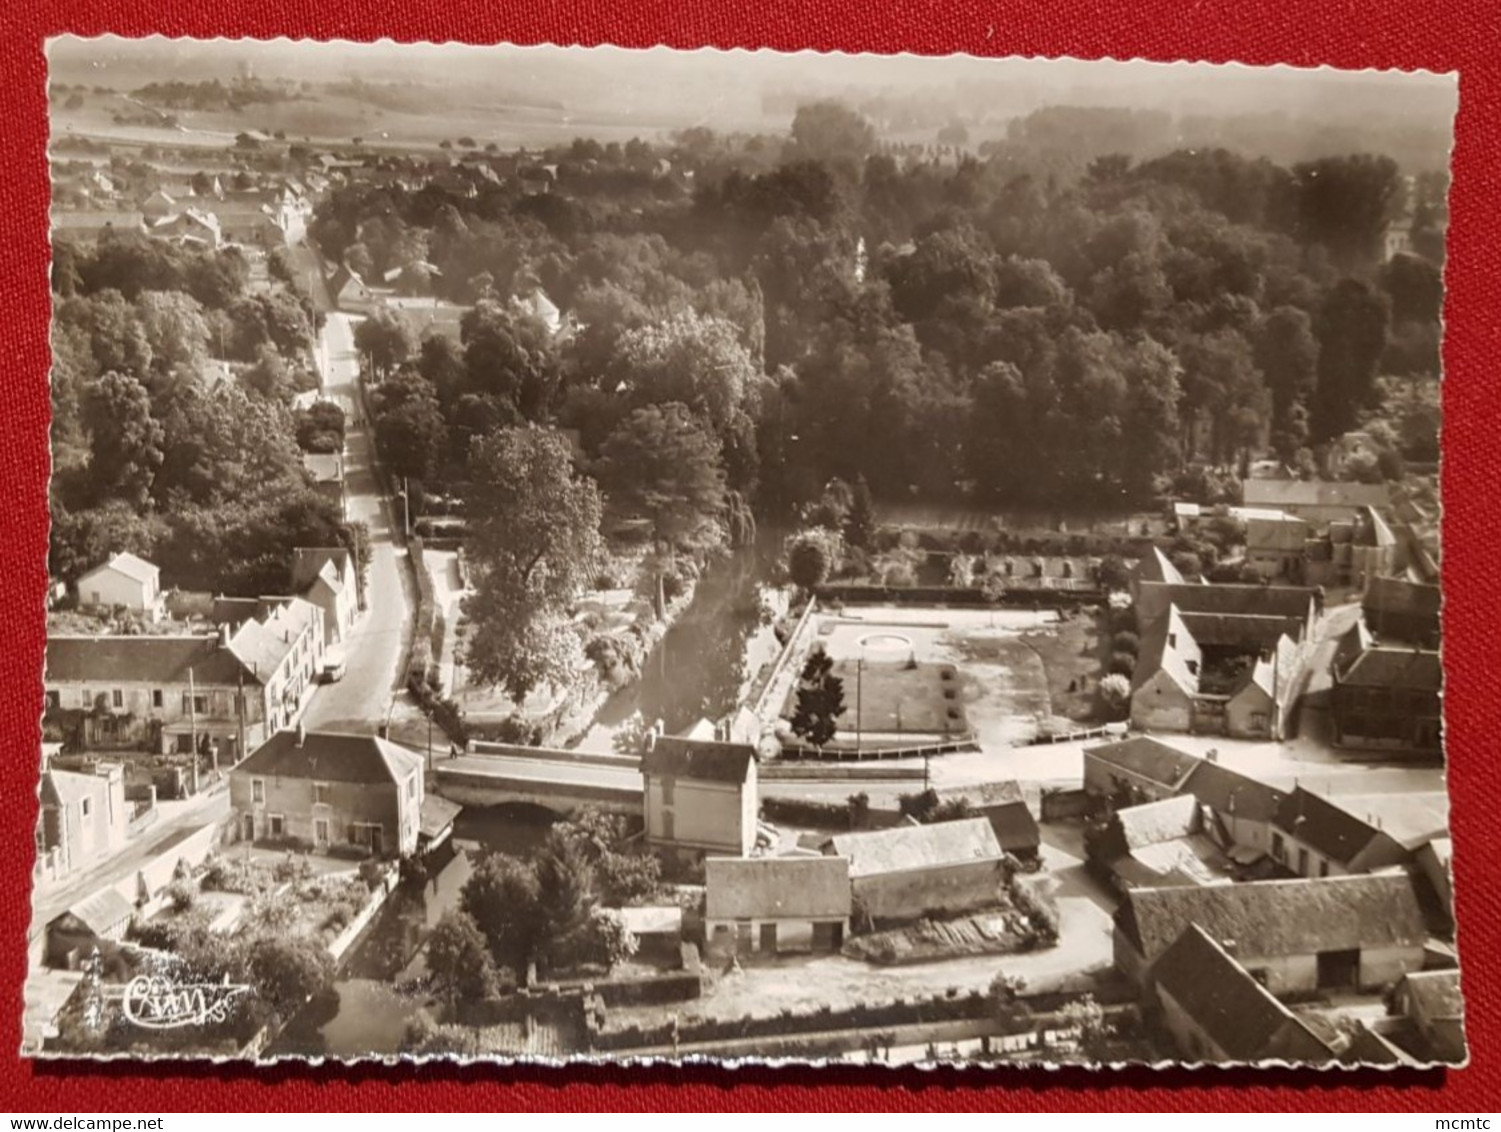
300;310;415;736
28;786;230;938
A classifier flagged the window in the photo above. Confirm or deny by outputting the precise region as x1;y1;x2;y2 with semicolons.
407;776;416;799
269;814;285;837
1271;832;1285;861
81;798;91;818
151;689;164;709
252;778;265;804
195;695;208;714
1297;847;1310;876
660;776;675;806
111;689;123;709
313;782;330;806
1319;860;1331;878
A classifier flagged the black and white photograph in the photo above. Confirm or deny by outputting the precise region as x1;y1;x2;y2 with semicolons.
29;35;1460;1068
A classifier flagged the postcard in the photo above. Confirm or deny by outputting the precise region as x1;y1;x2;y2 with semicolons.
29;35;1460;1068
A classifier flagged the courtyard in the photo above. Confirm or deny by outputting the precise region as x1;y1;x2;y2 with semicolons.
779;606;1076;750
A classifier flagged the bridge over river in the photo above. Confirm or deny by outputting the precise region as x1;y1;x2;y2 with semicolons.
433;743;645;815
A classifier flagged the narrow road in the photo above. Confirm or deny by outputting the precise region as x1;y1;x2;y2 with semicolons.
29;788;230;937
300;308;415;735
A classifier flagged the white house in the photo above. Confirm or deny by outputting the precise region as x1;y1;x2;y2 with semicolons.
75;552;162;615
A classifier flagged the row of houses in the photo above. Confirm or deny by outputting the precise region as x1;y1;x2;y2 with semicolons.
1088;735;1461;1063
45;547;359;760
1084;737;1451;915
1126;880;1461;1064
50;179;313;250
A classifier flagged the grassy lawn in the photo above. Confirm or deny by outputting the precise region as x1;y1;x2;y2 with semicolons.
1019;608;1105;723
784;660;969;736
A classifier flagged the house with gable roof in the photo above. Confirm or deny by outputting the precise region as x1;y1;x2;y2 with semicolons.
1152;924;1336;1064
639;734;758;856
1130;581;1317;740
328;264;378;314
932;780;1041;863
1240;478;1392;526
1269;786;1412;880
230;727;426;857
704;855;852;956
290;547;360;645
1329;629;1442;755
75;551;163;615
1179;756;1289;861
1112;873;1429;992
1087;794;1234;892
1389;970;1466;1063
45;632;271;759
1083;736;1201;808
34;754;128;882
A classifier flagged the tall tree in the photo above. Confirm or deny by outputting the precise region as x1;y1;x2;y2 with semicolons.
354;308;415;378
424;910;499;1006
791;649;846;751
84;371;163;507
1312;279;1390;442
597;402;727;553
463;428;602;696
1255;306;1319;462
460;853;543;969
785;101;877;173
1292;154;1402;268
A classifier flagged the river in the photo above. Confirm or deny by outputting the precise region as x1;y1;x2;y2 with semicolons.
267;805;556;1059
269;533;788;1057
577;527;790;749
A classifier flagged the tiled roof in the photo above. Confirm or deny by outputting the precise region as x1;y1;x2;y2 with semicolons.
640;737;755;784
935;782;1037;850
419;795;462;839
1115;873;1429;962
1274;788;1387;864
1399;970;1464;1022
290;547;352;593
1133;546;1184;587
1155;924;1334;1063
57;887;134;933
1138;581;1315;626
1364;576;1441;620
1338;646;1442;691
237;729;423;786
1181;761;1287;823
78;551;158;587
705;856;852;921
1242;479;1391;512
45;635;260;687
1132;607;1199;695
1086;737;1201;791
1117;795;1199;850
829;818;1003;878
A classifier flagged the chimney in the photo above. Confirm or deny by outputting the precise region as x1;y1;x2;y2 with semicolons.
295;723;305;749
1206;748;1219;764
219;622;232;647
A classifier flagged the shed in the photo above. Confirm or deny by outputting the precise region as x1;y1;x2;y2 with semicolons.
47;888;135;969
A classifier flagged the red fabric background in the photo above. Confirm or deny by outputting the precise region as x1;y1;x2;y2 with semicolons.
1;0;1495;1112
